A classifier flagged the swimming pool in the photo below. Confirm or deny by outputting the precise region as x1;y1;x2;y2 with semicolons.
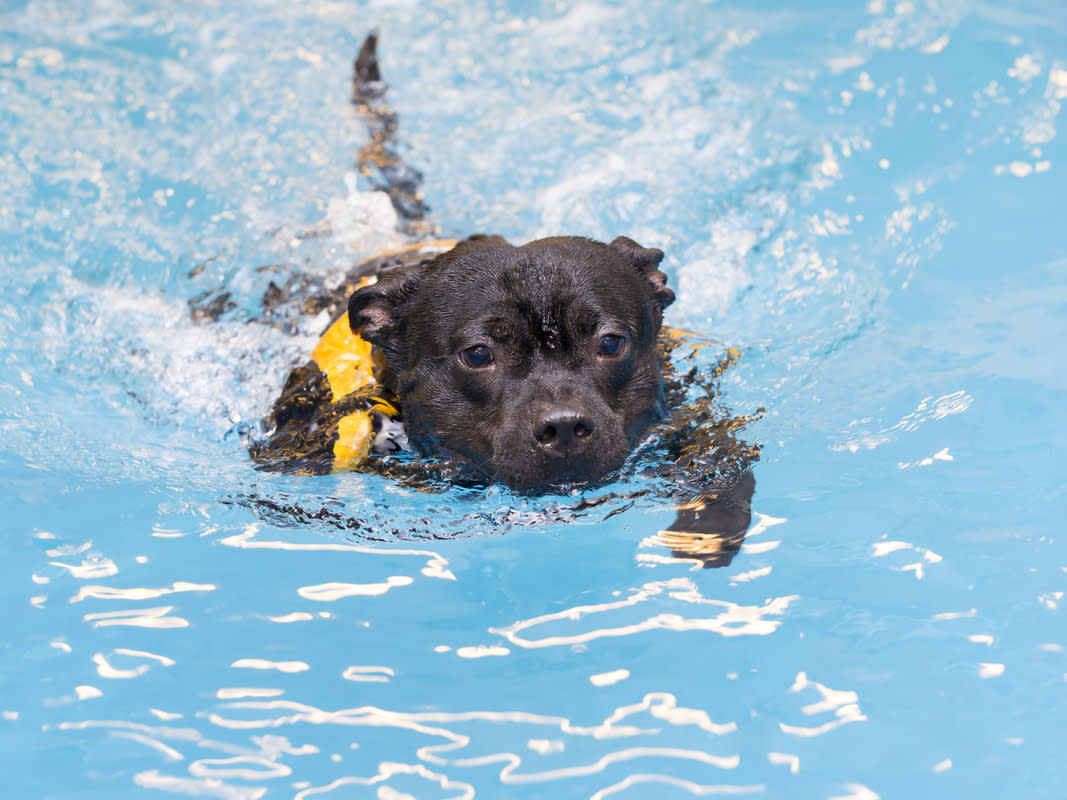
2;0;1064;797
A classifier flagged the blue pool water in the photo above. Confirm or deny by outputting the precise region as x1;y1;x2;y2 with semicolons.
2;0;1065;797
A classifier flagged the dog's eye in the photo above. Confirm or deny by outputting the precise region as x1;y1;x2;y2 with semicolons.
597;334;626;357
459;345;493;367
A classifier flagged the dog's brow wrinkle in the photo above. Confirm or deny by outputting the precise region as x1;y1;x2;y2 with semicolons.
536;306;565;350
487;319;510;341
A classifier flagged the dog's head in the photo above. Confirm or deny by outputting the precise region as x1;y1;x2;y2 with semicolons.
348;235;675;491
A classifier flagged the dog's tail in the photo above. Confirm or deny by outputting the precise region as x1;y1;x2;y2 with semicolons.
352;31;429;226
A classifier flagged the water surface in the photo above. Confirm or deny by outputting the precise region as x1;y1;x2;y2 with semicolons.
1;0;1065;797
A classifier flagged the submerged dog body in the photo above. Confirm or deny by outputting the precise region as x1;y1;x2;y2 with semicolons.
347;234;675;489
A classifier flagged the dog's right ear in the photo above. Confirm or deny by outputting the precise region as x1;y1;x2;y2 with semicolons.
347;266;421;345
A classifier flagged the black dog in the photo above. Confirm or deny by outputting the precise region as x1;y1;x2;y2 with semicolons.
242;32;758;566
347;234;675;490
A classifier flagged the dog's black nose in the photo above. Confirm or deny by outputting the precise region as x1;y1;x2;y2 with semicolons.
534;407;596;452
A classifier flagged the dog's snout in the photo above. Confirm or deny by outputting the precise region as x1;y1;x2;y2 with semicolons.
534;407;596;451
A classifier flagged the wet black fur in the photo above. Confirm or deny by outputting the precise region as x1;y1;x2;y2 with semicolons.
348;234;676;490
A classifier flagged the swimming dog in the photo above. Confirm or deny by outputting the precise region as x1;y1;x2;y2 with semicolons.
244;32;757;565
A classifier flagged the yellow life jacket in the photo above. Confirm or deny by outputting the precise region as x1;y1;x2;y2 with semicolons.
309;307;398;469
251;239;459;475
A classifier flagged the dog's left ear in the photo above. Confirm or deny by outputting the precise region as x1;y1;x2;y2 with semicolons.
608;236;675;309
347;266;421;346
